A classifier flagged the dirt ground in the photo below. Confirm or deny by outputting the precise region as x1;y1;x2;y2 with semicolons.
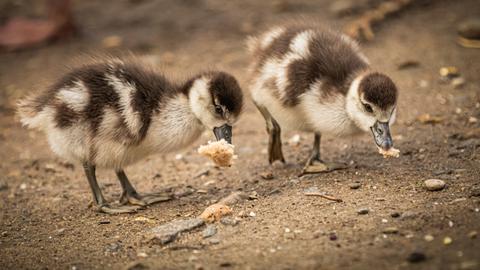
1;0;479;269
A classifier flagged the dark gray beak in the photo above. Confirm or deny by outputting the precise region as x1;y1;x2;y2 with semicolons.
370;121;393;150
213;124;232;144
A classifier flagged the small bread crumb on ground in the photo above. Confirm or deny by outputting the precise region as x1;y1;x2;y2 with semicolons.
198;139;235;167
378;147;400;158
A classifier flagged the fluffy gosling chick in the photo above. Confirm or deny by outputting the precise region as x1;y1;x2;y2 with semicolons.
18;59;243;213
248;25;398;173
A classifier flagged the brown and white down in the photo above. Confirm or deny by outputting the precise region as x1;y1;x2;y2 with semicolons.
248;24;399;173
18;59;244;214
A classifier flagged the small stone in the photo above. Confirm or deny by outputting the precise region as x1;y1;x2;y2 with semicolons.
443;236;453;245
105;242;121;253
357;208;369;215
468;116;478;124
382;227;399;234
349;182;361;189
439;66;460;78
401;211;418;220
424;235;434;242
137;252;148;258
329;232;337;241
424;179;446;191
220;217;239;226
407;251;426;263
1;231;8;237
202;225;217;238
468;231;477;239
208;238;220;245
397;60;420;70
248;211;256;217
19;183;27;190
452;77;466;89
458;18;480;39
391;212;401;218
218;192;248;206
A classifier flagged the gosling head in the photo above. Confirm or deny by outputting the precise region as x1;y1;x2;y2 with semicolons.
346;72;398;150
187;71;244;144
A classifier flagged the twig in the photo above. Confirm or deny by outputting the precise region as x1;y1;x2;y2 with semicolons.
345;0;413;41
304;192;343;202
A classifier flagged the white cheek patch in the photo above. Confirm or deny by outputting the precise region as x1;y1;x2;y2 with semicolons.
346;75;376;131
188;77;224;129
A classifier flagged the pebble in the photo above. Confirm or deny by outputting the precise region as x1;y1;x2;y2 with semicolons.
443;236;453;245
452;77;466;89
407;251;426;263
458;18;480;39
218;192;248;206
400;211;418;220
249;211;256;217
220;217;239;226
424;235;434;242
357;208;369;215
202;225;217;238
468;231;477;239
329;232;338;241
349;182;361;189
390;212;401;218
424;179;446;191
382;227;399;234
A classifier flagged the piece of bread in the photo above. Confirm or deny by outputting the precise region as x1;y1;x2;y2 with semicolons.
378;147;400;158
198;139;236;167
199;204;232;223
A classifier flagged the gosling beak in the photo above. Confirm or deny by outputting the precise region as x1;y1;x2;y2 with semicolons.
213;124;232;144
370;121;393;150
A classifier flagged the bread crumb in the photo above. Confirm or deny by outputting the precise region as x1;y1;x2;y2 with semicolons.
199;204;232;223
378;147;400;158
198;139;235;167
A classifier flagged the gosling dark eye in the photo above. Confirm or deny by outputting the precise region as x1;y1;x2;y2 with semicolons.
363;103;373;113
214;105;223;115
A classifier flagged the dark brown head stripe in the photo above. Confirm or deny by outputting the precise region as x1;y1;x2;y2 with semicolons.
359;72;398;110
208;72;244;118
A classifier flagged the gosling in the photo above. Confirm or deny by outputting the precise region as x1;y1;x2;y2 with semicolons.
248;24;398;174
18;59;244;213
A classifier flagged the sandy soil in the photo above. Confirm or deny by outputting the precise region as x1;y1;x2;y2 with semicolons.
1;0;479;269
